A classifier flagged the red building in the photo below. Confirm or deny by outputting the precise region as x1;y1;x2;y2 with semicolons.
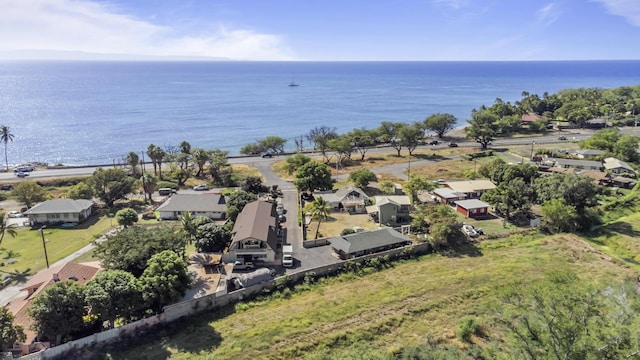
454;199;489;218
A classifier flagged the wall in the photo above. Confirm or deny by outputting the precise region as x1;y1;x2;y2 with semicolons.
18;242;431;360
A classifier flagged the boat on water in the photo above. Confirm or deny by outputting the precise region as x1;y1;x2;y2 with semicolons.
288;73;299;86
288;81;299;87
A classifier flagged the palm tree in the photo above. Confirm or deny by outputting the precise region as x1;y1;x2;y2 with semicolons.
140;173;158;202
0;126;14;172
303;196;330;239
0;212;17;248
125;152;139;176
179;212;197;245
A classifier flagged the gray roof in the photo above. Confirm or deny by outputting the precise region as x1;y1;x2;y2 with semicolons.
231;201;278;251
156;193;226;213
454;199;489;209
574;149;605;156
553;158;602;168
328;228;411;255
603;157;636;172
433;188;466;199
313;186;368;203
24;199;93;215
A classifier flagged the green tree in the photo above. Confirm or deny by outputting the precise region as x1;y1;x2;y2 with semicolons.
67;181;93;200
240;143;261;156
191;148;211;177
146;144;166;179
304;196;330;239
0;212;17;248
613;134;640;163
378;121;404;156
89;168;136;207
282;153;312;176
171;167;193;186
0;126;14;172
178;140;191;155
533;173;599;211
194;223;231;252
541;198;578;233
125;152;139;176
178;212;197;245
0;306;25;350
115;208;138;228
208;149;231;184
11;181;47;208
378;180;396;195
579;127;620;152
327;135;353;166
424;113;457;139
398;123;423;155
306;126;337;151
139;250;192;313
465;110;499;150
93;226;186;277
140;173;158;202
294;162;333;193
403;174;435;204
259;136;287;154
84;270;142;328
348;168;377;188
241;176;268;194
481;178;532;220
226;190;258;221
28;281;87;344
347;128;375;161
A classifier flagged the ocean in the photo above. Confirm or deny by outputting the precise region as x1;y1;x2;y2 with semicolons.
0;60;639;166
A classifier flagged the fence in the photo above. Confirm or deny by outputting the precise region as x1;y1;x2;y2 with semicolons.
18;242;431;360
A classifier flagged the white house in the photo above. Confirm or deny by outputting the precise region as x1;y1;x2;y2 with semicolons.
603;157;637;176
156;193;227;220
23;199;93;225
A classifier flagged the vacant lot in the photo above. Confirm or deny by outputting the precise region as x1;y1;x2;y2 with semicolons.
103;227;635;359
307;212;378;239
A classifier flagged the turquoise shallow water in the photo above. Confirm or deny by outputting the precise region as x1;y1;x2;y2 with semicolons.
0;60;639;165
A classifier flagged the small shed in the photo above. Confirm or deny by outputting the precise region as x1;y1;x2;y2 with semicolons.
454;199;489;218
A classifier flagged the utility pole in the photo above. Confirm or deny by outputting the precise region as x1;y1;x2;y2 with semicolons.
39;225;50;269
407;154;411;180
530;141;535;161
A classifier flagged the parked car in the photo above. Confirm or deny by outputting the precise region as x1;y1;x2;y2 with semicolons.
276;204;284;215
13;166;34;173
193;184;209;191
15;172;29;178
558;136;567;140
462;224;478;237
233;259;255;270
428;140;439;145
261;152;273;158
7;211;22;218
278;214;286;223
448;142;458;147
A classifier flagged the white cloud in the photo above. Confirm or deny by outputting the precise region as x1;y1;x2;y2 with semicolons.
536;3;560;26
0;0;295;60
431;0;469;10
593;0;640;26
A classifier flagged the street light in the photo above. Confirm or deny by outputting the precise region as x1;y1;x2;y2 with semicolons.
39;225;50;268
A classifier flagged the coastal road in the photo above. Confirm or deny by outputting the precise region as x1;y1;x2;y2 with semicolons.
2;127;636;182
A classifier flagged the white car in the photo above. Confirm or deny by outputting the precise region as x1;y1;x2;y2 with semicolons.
462;224;478;237
15;172;29;178
193;184;209;191
7;211;22;218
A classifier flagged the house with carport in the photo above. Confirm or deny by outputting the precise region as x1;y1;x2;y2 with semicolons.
226;201;278;263
156;193;227;220
23;199;93;225
313;186;369;213
328;228;412;260
603;157;637;176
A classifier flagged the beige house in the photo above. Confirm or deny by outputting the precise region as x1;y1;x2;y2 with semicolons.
444;180;496;199
603;157;637;176
227;201;278;263
313;186;369;213
156;193;227;220
23;199;93;225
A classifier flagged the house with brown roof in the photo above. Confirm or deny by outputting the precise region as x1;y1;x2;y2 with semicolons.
444;180;496;199
156;193;227;220
5;262;101;352
227;201;278;263
520;113;543;125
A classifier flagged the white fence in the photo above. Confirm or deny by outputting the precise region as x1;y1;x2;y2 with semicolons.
18;242;431;360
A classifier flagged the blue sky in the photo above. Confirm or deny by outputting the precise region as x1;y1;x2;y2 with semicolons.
1;0;640;60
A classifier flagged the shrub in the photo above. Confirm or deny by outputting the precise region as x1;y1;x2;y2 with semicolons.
456;317;479;343
156;181;178;190
340;228;356;236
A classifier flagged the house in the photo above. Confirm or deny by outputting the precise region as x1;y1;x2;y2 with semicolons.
603;157;637;176
431;188;466;205
454;199;490;218
5;262;102;351
610;176;637;189
156;193;227;220
367;195;412;225
571;149;605;159
23;199;93;225
578;170;610;186
585;118;607;128
553;158;603;171
328;228;412;260
444;180;496;199
313;186;369;213
227;201;278;263
520;113;543;125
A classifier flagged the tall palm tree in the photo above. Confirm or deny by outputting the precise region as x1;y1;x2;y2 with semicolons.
303;196;330;239
0;212;17;248
125;152;139;176
140;173;158;202
0;126;14;172
179;212;197;245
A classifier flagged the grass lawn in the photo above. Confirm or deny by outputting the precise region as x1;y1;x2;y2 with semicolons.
103;229;635;360
0;214;113;276
409;156;497;181
307;212;379;239
584;212;640;270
